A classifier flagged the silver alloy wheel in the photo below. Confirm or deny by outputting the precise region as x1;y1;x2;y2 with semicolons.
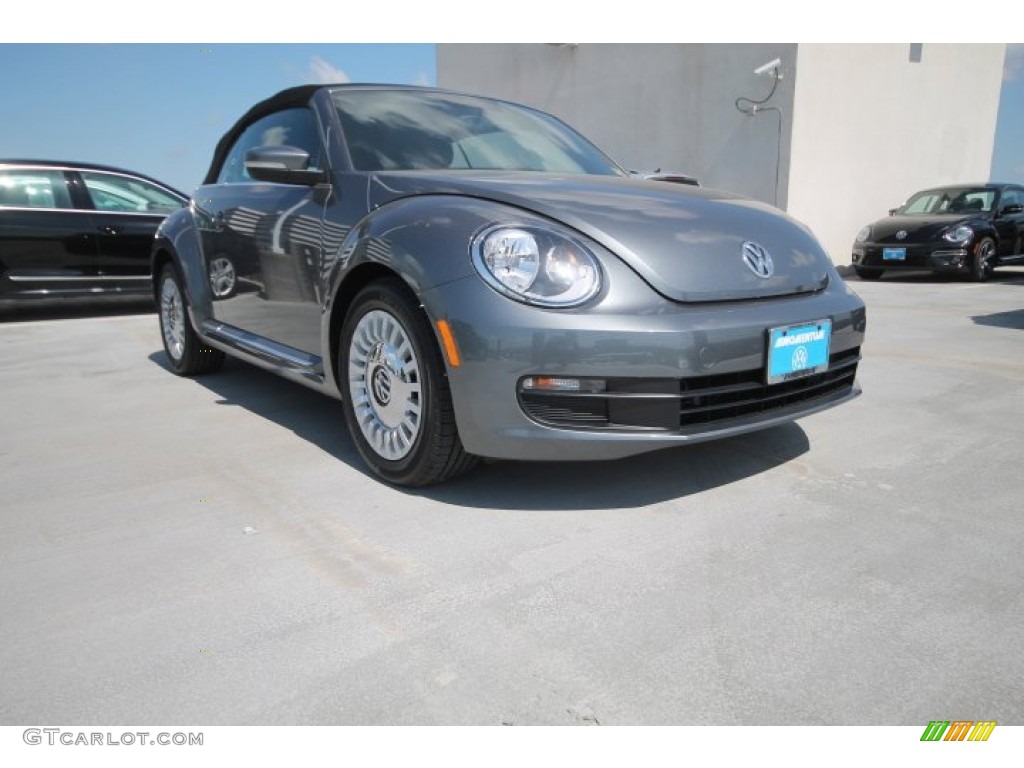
160;275;186;361
209;257;236;297
976;239;996;278
348;309;422;461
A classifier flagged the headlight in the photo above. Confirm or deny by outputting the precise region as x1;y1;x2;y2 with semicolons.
855;225;871;243
472;225;601;307
943;225;973;244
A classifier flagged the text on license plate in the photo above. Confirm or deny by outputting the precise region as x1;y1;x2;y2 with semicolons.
883;247;906;261
767;320;832;384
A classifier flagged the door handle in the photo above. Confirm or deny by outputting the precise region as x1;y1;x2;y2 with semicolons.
97;224;122;236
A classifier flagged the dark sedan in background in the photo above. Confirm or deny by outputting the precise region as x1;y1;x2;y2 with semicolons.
851;183;1024;281
0;160;186;302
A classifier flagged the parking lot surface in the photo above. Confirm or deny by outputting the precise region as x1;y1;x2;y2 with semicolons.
1;272;1023;725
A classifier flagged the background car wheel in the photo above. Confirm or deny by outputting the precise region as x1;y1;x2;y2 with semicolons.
970;237;996;282
854;267;883;280
158;263;225;376
208;255;237;299
340;279;478;486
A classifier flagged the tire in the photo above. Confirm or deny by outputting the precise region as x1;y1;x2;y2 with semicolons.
340;279;478;486
158;263;225;375
208;255;237;300
970;237;996;282
854;267;883;280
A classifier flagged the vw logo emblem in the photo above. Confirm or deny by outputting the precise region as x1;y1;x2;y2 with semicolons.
741;241;774;279
791;346;808;371
371;367;392;406
895;230;908;240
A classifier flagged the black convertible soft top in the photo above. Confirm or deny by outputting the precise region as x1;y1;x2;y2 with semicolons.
202;83;446;184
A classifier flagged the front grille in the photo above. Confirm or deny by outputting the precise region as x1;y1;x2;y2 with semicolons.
861;245;930;267
518;347;860;432
677;346;860;428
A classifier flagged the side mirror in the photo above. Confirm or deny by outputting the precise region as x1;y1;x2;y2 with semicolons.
999;203;1023;216
888;208;898;216
244;146;326;185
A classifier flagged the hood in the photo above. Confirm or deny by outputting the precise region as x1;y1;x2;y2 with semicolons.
866;214;979;244
368;171;833;303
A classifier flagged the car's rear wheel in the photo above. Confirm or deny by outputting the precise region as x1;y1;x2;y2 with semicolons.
158;263;225;375
340;279;478;486
854;267;883;280
970;237;996;282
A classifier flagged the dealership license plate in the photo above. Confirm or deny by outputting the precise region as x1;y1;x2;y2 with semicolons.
882;247;906;261
767;320;832;384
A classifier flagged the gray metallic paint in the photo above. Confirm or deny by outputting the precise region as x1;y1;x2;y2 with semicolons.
419;268;863;459
368;172;833;303
153;85;866;462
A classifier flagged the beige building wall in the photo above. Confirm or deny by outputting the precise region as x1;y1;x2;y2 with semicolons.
787;43;1005;264
438;43;1006;265
438;43;798;207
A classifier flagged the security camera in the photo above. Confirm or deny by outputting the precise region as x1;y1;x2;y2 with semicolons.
754;58;782;76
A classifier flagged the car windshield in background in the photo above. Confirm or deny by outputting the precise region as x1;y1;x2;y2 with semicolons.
899;187;997;215
331;89;623;175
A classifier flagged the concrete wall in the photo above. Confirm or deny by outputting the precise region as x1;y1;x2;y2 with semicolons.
787;43;1005;264
438;43;1006;266
438;43;797;206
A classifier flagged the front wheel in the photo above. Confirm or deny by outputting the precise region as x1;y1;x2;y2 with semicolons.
970;237;996;282
158;263;225;375
340;279;478;486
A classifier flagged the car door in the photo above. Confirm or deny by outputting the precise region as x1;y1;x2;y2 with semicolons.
0;166;100;299
75;169;186;284
196;107;327;353
994;188;1024;262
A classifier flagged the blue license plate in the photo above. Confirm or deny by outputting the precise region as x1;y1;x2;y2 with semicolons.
767;320;832;384
882;247;906;261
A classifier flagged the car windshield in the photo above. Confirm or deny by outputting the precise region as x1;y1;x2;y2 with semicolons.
899;187;997;215
331;89;623;175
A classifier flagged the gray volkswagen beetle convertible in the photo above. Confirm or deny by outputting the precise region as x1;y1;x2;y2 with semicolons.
153;84;866;486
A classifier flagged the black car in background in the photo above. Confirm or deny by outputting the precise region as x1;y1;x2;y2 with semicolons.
0;160;186;302
851;183;1024;281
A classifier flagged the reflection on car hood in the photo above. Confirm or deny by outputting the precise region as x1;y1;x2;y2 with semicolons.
368;171;833;303
867;214;977;243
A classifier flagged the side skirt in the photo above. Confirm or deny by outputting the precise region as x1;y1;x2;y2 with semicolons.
199;319;340;398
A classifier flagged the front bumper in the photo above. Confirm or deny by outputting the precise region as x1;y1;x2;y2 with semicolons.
421;270;866;461
852;243;971;272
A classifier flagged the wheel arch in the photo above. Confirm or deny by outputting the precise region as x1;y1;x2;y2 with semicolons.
321;195;497;395
326;263;426;397
150;207;215;328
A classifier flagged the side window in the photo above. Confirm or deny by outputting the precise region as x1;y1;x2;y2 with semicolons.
1000;189;1022;208
0;169;74;209
80;171;183;214
217;107;323;184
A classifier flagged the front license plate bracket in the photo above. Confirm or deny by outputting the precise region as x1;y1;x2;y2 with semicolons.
882;247;906;261
767;320;832;385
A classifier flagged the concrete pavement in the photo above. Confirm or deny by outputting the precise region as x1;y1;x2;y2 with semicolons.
1;271;1022;724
